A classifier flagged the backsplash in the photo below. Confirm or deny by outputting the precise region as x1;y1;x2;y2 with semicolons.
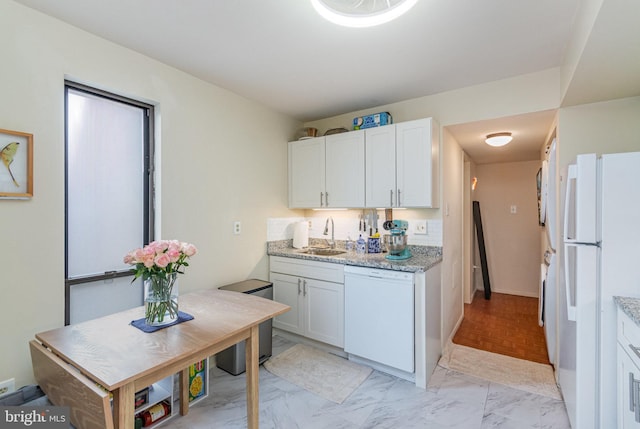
267;215;442;247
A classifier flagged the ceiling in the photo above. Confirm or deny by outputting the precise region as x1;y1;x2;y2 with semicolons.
447;110;556;165
13;0;639;164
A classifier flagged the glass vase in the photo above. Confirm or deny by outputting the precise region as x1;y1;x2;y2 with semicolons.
144;272;179;326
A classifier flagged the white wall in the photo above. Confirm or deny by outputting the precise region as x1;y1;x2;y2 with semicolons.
305;68;562;134
558;96;640;168
474;161;542;298
0;1;301;387
441;129;465;343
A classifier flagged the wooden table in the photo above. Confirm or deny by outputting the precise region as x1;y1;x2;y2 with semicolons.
33;288;289;429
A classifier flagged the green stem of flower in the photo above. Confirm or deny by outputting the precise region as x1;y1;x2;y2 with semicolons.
144;274;179;325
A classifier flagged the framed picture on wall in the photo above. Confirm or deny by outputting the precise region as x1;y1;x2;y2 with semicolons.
0;128;33;199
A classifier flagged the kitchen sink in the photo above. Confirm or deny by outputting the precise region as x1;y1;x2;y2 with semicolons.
298;248;346;256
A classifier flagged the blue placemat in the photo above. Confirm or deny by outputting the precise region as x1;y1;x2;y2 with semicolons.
130;311;194;333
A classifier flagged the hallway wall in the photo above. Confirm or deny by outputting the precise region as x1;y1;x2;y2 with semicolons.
474;161;542;297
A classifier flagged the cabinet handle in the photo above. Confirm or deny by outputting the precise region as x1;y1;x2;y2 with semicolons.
297;278;302;295
303;279;307;296
320;192;324;207
397;188;402;207
390;189;393;207
325;192;329;206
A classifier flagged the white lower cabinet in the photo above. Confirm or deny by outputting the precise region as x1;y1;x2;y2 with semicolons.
617;308;640;428
270;256;344;348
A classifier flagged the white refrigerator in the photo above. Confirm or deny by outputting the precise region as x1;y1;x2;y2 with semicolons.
558;151;640;428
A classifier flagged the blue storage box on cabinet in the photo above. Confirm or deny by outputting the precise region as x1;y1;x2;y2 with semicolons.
353;112;392;130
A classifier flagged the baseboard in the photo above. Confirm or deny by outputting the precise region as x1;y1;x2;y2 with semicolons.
347;354;415;383
272;328;346;358
491;288;539;298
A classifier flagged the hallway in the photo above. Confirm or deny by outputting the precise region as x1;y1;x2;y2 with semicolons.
453;290;550;365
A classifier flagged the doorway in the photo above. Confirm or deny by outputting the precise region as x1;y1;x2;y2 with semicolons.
458;159;547;363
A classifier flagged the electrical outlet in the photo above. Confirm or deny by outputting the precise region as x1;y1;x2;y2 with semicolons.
414;220;428;235
233;221;241;235
0;378;15;396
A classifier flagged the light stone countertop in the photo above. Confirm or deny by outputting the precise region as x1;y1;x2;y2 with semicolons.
614;296;640;326
267;239;442;273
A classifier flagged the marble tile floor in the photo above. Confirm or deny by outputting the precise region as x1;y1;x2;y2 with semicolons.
164;336;571;429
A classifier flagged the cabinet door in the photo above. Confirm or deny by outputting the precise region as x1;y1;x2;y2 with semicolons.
288;137;326;208
396;118;439;208
618;344;640;428
303;278;344;348
365;125;396;208
325;130;365;208
270;272;304;335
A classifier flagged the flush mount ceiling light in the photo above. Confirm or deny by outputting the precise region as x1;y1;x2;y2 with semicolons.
310;0;418;28
485;132;513;147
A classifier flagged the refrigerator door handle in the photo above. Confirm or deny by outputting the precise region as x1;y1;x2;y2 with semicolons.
630;372;636;413
563;164;577;243
563;242;578;321
636;378;640;423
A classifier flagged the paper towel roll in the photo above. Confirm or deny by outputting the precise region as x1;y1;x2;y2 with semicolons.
293;221;309;249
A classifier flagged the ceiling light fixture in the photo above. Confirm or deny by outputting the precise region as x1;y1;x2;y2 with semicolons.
310;0;418;28
485;132;513;147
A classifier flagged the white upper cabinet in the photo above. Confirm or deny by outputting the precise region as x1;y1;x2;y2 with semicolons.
365;125;396;208
365;118;439;208
289;118;439;209
396;118;440;208
325;131;365;208
288;137;325;208
288;131;364;208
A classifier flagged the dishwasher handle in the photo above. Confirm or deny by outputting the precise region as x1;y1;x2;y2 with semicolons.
344;266;413;282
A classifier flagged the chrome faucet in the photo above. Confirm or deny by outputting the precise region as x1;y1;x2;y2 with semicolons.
323;216;335;249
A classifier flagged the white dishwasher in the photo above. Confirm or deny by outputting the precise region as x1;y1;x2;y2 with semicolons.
344;265;414;373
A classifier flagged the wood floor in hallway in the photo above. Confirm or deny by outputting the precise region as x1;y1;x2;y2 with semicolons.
453;290;550;365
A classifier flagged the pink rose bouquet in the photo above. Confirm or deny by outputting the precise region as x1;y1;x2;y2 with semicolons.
124;240;197;281
124;240;197;325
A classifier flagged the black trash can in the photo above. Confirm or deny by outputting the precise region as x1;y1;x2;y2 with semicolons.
215;279;273;375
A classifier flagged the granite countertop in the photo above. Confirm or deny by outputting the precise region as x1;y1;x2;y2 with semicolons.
267;239;442;273
614;296;640;326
